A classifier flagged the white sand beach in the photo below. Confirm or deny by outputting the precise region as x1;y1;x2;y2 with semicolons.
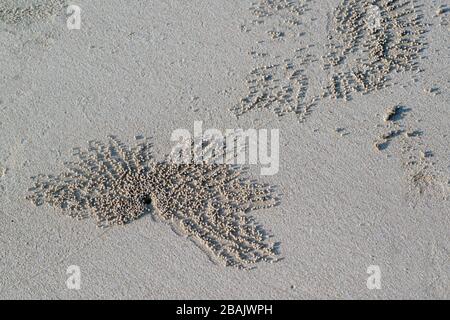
0;0;449;299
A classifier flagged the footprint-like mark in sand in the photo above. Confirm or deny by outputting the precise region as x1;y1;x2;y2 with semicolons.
323;0;428;100
27;136;281;269
374;106;449;203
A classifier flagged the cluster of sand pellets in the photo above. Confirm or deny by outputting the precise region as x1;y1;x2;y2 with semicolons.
374;106;449;202
435;4;449;27
235;0;322;121
0;0;65;24
27;136;280;269
248;0;311;38
236;0;430;121
322;0;428;100
233;51;320;122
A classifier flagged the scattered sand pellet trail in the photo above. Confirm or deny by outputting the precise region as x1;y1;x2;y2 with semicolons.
435;4;449;27
237;0;448;201
374;105;450;203
0;0;65;24
233;50;320;122
27;136;280;269
236;0;430;122
248;0;311;37
235;2;450;206
323;0;428;100
235;0;321;121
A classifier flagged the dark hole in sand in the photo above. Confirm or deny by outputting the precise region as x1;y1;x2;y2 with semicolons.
143;196;152;206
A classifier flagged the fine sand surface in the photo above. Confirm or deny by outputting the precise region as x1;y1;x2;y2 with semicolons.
0;0;449;299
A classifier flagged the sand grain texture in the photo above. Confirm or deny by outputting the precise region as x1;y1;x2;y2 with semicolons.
0;0;65;25
0;0;448;299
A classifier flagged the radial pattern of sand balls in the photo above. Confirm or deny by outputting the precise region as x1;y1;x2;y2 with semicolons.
27;136;280;269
